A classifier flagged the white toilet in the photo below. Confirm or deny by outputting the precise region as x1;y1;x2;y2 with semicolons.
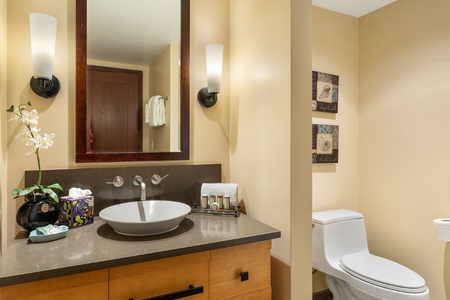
312;209;430;300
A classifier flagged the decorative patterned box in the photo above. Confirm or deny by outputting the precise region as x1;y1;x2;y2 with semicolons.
59;196;94;228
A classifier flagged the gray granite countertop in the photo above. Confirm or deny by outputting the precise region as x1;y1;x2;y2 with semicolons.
0;214;280;288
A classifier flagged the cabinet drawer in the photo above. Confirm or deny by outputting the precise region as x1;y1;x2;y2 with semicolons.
222;287;272;300
109;251;209;300
0;269;108;300
209;241;271;300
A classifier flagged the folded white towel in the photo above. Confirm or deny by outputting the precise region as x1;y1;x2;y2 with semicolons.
147;95;166;127
201;183;238;206
158;97;166;125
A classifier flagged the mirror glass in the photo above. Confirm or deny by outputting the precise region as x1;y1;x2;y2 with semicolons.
76;0;190;162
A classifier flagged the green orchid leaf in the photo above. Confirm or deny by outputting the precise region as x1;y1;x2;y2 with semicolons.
11;186;40;199
6;105;14;113
41;186;59;203
47;183;64;195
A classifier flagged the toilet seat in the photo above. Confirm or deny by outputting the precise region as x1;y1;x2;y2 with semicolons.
339;252;427;294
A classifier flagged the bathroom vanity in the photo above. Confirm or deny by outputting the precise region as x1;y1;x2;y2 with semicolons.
0;214;280;300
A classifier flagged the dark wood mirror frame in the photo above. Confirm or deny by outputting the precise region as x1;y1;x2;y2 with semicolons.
76;0;190;163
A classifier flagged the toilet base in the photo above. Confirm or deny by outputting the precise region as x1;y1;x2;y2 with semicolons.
326;274;379;300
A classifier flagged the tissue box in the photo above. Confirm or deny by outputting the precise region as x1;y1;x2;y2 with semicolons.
59;196;94;228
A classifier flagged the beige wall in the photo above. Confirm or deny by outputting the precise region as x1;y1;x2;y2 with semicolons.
311;6;360;292
312;6;359;213
0;0;7;254
229;0;313;299
190;0;230;183
149;45;172;152
359;0;450;298
4;0;231;249
169;44;180;152
291;0;313;299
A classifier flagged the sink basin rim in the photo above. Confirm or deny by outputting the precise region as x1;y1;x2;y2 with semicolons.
99;200;191;224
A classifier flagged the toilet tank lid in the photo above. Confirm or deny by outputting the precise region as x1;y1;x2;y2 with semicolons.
313;209;363;225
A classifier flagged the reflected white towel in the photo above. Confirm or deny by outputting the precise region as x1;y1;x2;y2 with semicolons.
158;98;166;125
147;95;166;127
201;183;238;206
147;96;158;127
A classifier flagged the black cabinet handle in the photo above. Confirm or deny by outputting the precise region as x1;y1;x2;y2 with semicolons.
240;271;249;282
129;285;204;300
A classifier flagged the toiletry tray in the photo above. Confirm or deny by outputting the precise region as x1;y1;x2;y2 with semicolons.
191;204;240;217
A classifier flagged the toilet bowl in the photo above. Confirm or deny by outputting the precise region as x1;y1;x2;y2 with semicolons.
312;209;429;300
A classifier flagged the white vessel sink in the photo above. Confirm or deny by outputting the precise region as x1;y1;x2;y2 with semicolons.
99;200;191;236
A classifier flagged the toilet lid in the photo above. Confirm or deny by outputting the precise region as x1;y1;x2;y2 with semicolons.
340;252;427;293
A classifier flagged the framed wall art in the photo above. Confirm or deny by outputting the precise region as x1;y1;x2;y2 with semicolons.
312;71;339;113
312;124;339;164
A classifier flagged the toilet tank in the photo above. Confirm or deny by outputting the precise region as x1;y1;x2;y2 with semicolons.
312;209;369;273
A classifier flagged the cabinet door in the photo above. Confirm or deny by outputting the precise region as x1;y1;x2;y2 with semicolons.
209;240;272;300
109;251;209;300
0;269;108;300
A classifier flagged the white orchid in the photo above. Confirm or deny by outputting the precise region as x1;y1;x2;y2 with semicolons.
15;128;31;143
30;126;41;135
21;109;39;126
7;102;63;202
43;133;55;147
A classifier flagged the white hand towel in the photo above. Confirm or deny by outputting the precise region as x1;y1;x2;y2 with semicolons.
201;183;238;206
158;98;166;125
148;96;159;127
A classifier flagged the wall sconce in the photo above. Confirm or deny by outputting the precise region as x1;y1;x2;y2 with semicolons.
197;43;224;108
29;13;60;98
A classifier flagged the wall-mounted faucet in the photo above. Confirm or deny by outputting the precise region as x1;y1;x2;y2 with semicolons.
133;175;146;200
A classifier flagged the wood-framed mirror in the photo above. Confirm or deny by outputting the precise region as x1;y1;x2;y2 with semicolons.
76;0;190;162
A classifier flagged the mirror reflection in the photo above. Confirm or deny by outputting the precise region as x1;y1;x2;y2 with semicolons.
86;0;181;153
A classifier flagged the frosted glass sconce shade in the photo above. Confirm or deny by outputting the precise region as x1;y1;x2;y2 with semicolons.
198;43;224;108
29;13;60;98
205;43;223;93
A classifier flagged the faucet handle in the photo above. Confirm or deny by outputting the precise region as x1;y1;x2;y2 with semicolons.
107;176;124;187
151;174;169;185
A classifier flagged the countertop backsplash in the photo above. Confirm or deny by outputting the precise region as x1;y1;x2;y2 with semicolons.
25;164;221;216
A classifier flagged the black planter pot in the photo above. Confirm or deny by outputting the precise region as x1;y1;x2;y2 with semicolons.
16;193;60;232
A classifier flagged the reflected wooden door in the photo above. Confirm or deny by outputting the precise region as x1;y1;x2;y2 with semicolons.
87;66;142;152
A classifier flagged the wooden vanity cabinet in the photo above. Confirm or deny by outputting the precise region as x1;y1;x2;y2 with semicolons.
0;240;272;300
209;240;272;300
0;269;108;300
109;251;209;300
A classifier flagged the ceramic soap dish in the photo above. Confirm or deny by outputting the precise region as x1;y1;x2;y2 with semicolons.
29;225;69;243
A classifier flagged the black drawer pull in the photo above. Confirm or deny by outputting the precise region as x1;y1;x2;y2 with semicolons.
129;285;204;300
240;271;249;282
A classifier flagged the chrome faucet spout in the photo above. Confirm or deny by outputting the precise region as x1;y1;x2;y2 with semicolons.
133;175;146;201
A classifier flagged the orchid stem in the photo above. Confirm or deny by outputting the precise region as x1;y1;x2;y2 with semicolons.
36;149;41;186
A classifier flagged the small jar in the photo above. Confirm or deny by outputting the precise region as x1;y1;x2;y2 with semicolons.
223;193;231;211
217;191;224;210
201;192;208;210
209;189;216;208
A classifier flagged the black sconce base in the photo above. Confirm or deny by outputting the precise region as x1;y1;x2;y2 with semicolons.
197;87;217;108
30;75;60;98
